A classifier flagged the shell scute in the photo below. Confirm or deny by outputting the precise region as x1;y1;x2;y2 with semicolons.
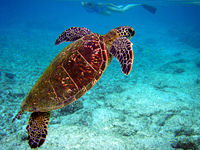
22;33;107;111
62;51;96;89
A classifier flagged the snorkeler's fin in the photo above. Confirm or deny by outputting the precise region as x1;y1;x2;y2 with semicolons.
26;112;50;149
141;4;157;14
110;37;133;75
55;27;92;45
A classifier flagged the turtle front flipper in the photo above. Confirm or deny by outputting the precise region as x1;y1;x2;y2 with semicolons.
110;37;134;75
26;112;50;149
55;27;92;45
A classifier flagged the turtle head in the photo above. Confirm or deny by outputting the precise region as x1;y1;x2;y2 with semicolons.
103;26;135;46
102;26;135;75
114;26;135;39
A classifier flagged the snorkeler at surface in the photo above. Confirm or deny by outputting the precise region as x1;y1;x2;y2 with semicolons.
81;2;157;15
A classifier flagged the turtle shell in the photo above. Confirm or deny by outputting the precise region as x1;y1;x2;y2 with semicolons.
21;33;107;112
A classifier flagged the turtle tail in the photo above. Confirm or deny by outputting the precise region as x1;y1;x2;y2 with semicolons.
12;110;24;123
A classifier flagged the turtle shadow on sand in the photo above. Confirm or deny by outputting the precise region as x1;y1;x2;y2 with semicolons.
12;26;135;148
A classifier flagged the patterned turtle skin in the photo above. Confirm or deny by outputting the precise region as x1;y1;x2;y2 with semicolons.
12;26;135;148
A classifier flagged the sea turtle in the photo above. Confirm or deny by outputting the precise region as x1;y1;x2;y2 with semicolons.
12;26;135;148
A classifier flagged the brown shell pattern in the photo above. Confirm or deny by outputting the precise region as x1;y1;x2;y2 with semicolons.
25;33;107;112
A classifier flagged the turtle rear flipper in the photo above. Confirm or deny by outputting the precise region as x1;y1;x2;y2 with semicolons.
110;37;133;75
55;27;92;45
26;112;50;149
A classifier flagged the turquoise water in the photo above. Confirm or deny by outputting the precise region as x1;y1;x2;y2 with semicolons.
0;0;200;149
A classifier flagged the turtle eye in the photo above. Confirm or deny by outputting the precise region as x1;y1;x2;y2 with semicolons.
128;28;135;37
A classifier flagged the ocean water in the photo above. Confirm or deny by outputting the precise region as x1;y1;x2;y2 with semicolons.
0;0;200;149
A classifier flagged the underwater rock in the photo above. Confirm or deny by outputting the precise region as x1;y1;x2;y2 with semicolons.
171;140;198;150
8;92;25;98
115;85;125;94
171;59;186;64
91;108;120;129
196;61;200;68
196;79;200;84
79;110;93;126
173;68;185;74
196;76;200;84
5;72;15;80
173;53;182;57
113;123;137;137
118;128;137;137
159;63;175;73
174;128;195;136
159;59;186;74
153;81;177;92
153;82;169;91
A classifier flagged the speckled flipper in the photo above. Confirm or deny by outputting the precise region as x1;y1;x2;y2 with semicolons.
110;37;133;75
26;112;50;149
55;27;92;45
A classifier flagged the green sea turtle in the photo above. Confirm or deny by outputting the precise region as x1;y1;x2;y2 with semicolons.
12;26;135;148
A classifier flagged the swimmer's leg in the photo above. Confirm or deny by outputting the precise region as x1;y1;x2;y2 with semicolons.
107;3;156;14
100;10;111;15
107;4;141;13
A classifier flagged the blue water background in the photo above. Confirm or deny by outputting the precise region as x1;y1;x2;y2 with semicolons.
0;0;200;149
